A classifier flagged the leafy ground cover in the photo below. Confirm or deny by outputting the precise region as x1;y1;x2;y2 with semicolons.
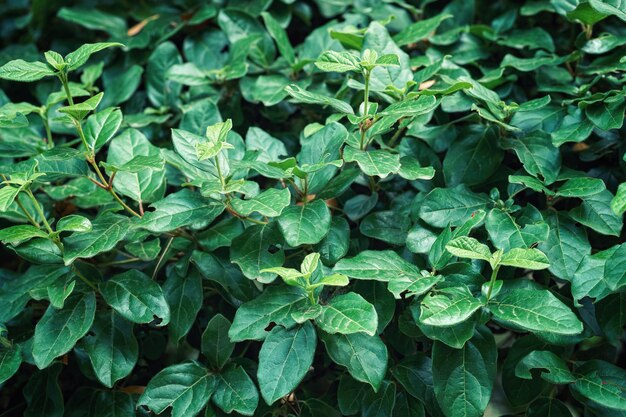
0;0;625;416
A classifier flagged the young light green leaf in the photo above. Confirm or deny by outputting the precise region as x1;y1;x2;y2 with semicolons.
499;248;550;270
0;59;55;82
0;225;47;244
65;42;124;71
56;215;92;233
231;188;291;217
315;51;362;73
58;92;104;121
285;84;354;114
445;236;492;261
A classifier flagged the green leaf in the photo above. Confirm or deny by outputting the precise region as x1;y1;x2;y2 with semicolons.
231;188;291;217
261;12;296;65
315;292;378;336
0;225;47;244
490;288;583;335
515;350;575;384
588;0;626;22
570;359;626;410
278;199;332;246
398;156;435;181
202;314;235;370
106;128;166;202
137;189;223;233
0;186;20;212
58;8;127;37
32;292;96;369
58;92;104;121
419;185;490;228
432;326;497;417
230;222;285;283
84;107;123;152
320;331;388;391
138;362;216;417
605;244;626;292
100;270;170;326
360;211;410;245
56;215;92;233
393;13;452;46
83;310;138;388
503;134;561;185
333;250;418;282
0;345;21;384
445;236;491;261
569;190;623;236
526;398;573;417
64;42;124;71
285;84;354;114
539;213;591;282
443;127;502;186
213;365;259;416
611;183;626;215
163;267;203;343
343;146;401;178
23;365;64;417
63;213;130;265
556;177;606;197
315;50;362;73
229;285;307;342
420;286;482;326
0;59;55;82
258;322;316;405
499;248;550;270
362;380;396;417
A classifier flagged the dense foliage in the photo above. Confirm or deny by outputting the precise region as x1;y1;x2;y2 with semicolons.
1;0;626;416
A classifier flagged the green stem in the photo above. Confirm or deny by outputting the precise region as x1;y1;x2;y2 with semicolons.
25;189;53;235
60;73;75;106
42;111;53;148
214;154;226;189
388;125;406;148
152;237;175;280
486;264;501;301
15;196;40;227
359;70;371;150
25;189;63;251
363;70;371;117
74;120;141;218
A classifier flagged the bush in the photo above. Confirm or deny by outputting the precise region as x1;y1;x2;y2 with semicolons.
0;1;625;416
